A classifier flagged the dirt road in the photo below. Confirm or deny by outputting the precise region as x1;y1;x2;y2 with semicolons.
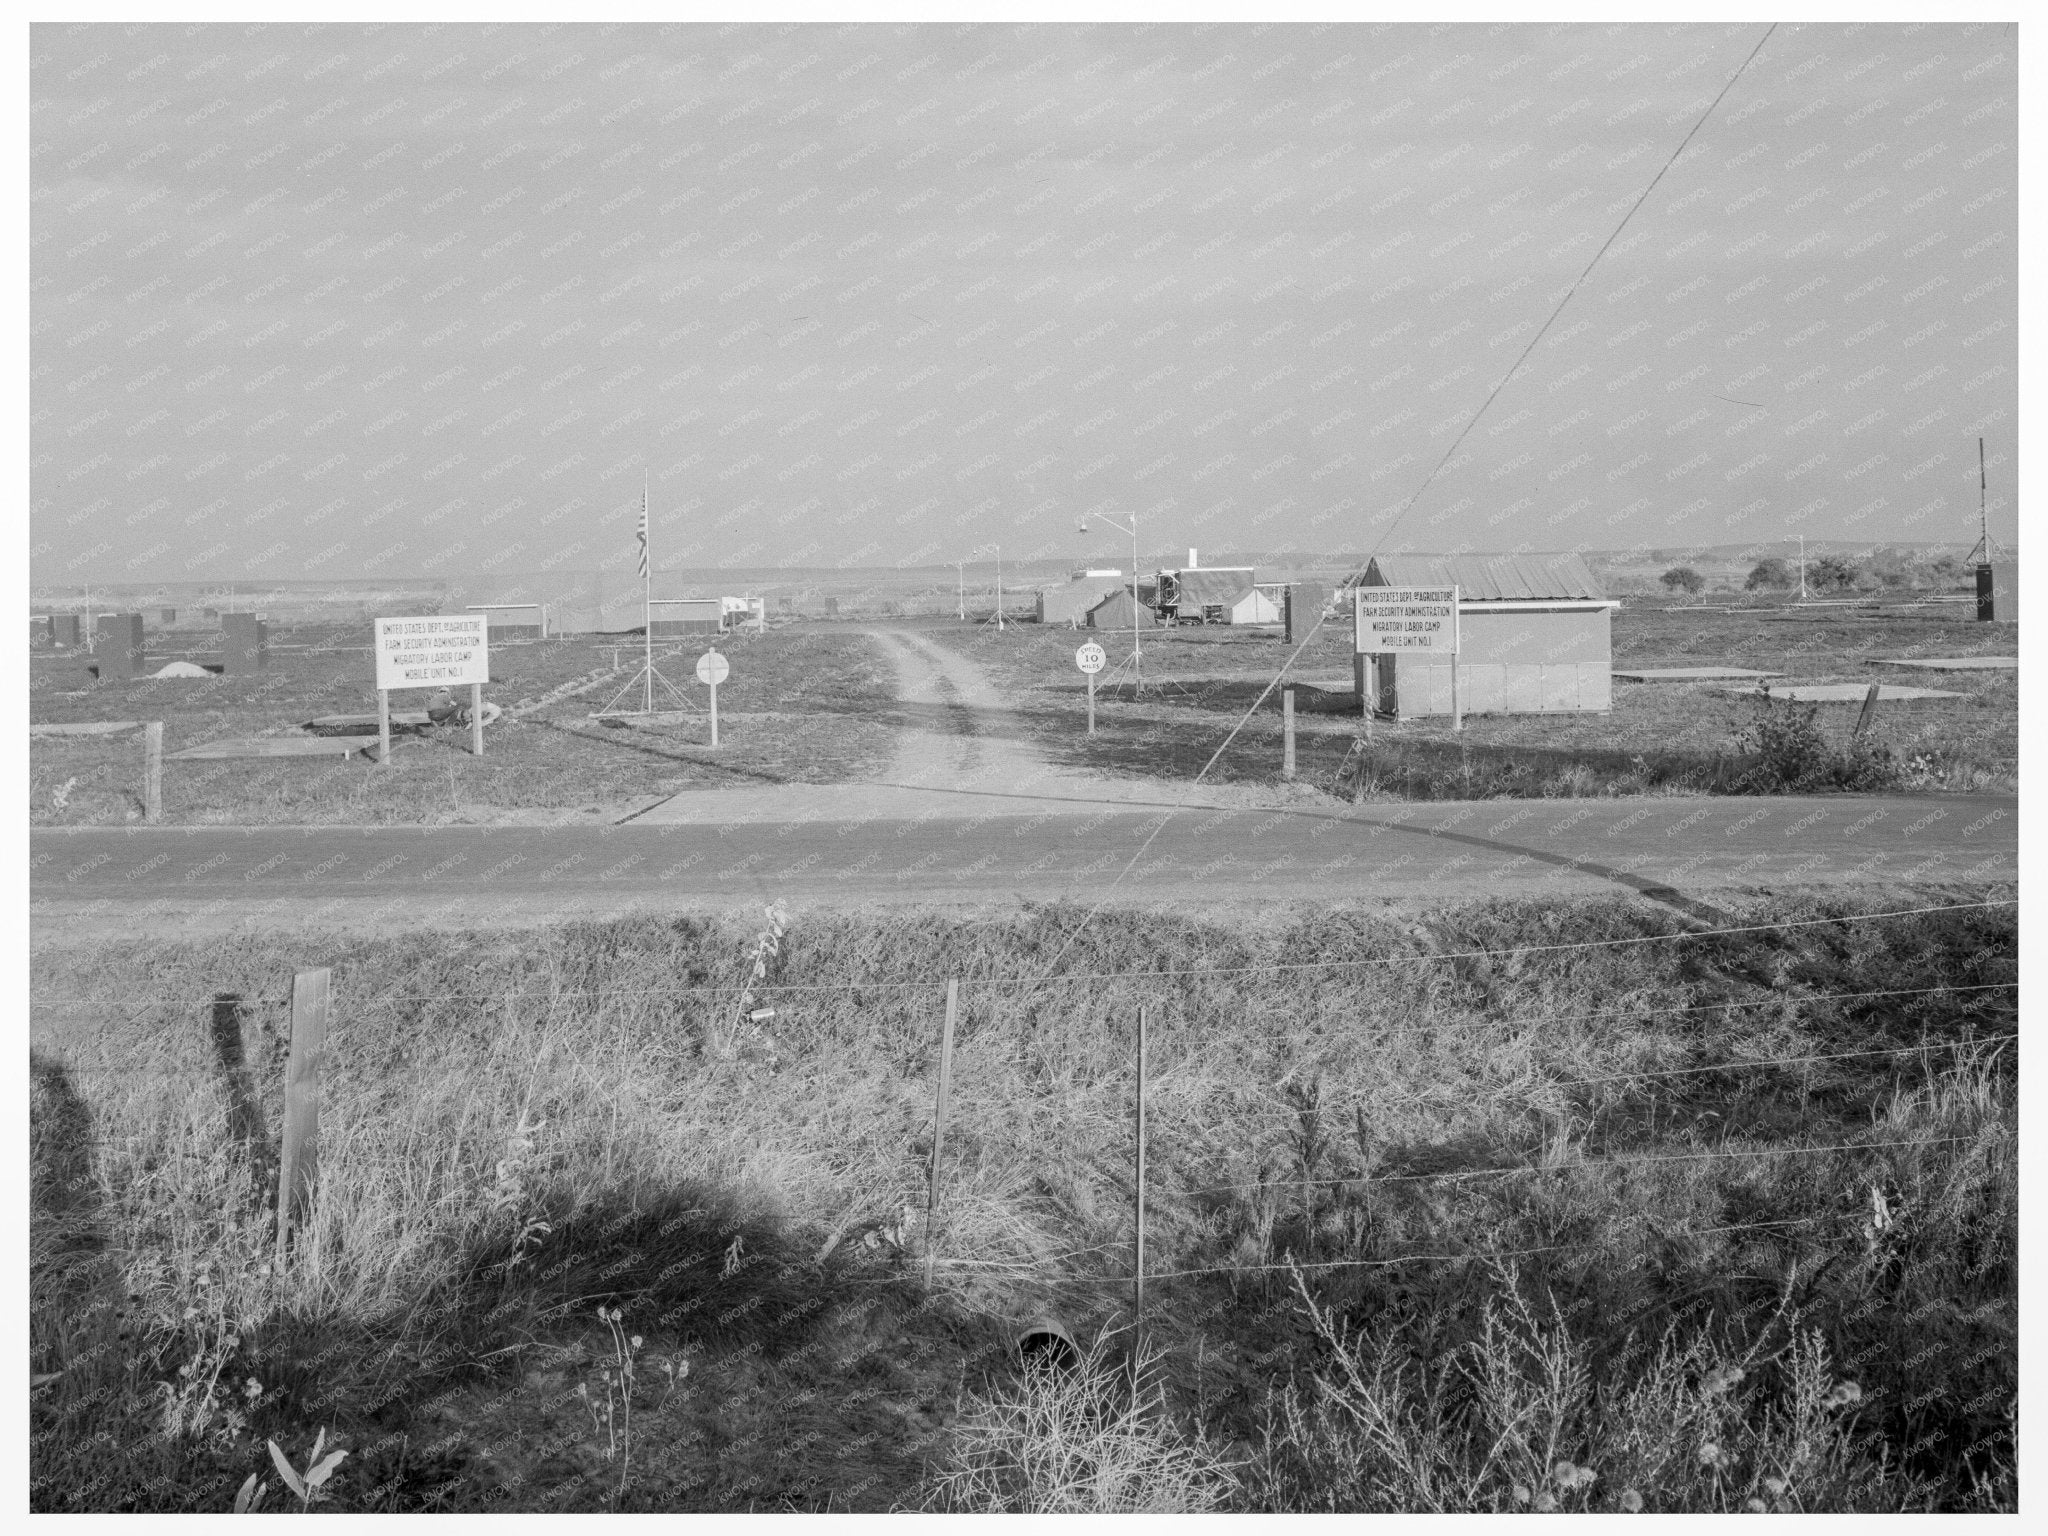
627;627;1246;823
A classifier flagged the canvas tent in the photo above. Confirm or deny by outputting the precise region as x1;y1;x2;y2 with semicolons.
1086;589;1156;630
1354;552;1616;719
1037;572;1127;627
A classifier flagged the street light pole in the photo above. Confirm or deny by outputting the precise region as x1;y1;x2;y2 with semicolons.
1083;511;1142;694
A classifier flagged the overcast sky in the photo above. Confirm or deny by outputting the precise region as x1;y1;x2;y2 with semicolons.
31;20;2017;588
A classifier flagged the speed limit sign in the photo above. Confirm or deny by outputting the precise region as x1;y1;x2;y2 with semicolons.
1075;642;1106;674
696;649;729;748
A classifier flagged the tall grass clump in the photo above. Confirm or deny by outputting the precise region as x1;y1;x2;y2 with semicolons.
1252;1265;1918;1513
925;1339;1239;1513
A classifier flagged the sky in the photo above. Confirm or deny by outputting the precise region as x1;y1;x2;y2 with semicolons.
30;20;2018;592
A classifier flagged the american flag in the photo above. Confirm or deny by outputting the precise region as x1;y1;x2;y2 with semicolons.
636;495;649;581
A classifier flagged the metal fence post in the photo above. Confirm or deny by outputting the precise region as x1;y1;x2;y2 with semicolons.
1134;1004;1148;1334
276;968;330;1264
143;721;163;822
925;979;958;1289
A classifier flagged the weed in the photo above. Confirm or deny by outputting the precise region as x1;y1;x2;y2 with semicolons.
924;1337;1240;1513
1733;693;1901;793
266;1426;349;1510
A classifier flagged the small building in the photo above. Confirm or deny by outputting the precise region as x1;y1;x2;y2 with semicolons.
1086;588;1156;631
1354;553;1616;719
1977;562;2016;623
1036;570;1126;627
650;598;724;636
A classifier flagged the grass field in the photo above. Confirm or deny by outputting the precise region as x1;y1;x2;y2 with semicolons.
28;626;897;827
957;598;2017;801
30;887;2015;1511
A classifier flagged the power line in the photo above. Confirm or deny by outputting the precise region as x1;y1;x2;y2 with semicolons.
999;25;1782;1000
1177;1133;1980;1200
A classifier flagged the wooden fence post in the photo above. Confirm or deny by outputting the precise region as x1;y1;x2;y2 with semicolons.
1853;681;1881;739
1134;1004;1148;1334
377;689;391;768
276;968;331;1265
1282;689;1295;779
143;721;163;823
471;681;485;757
925;979;958;1289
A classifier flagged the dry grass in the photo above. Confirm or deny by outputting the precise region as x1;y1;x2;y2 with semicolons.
28;626;899;826
29;888;2015;1510
958;600;2017;800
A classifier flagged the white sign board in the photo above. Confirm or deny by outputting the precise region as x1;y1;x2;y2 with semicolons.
1075;642;1107;675
1354;586;1459;655
375;614;489;689
696;650;730;687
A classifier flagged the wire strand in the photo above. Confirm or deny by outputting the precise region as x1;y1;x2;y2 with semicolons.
27;899;2014;1007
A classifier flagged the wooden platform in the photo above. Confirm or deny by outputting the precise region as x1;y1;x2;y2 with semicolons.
167;735;381;761
1717;683;1964;704
306;711;431;728
1875;657;2017;672
1614;667;1783;682
29;721;144;737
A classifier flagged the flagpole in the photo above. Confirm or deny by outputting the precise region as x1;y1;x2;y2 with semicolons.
642;472;653;714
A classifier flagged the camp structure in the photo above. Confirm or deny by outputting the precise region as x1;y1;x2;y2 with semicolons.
1036;569;1127;627
649;598;724;636
1086;588;1156;630
1155;564;1260;624
1354;552;1617;719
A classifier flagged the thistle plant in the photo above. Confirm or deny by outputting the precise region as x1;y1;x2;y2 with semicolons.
715;900;790;1063
575;1306;654;1500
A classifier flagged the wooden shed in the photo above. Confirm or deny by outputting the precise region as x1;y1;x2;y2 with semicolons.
1355;553;1617;719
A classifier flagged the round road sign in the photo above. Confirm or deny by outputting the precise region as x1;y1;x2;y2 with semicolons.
1075;642;1107;675
696;650;730;687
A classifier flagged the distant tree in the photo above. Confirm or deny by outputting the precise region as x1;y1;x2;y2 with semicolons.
1744;558;1793;591
1807;554;1860;594
1659;566;1706;594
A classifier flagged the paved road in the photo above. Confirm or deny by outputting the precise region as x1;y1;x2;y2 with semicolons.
29;792;2016;935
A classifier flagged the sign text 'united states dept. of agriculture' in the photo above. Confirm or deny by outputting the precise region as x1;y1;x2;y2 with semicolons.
374;615;490;690
1354;587;1460;655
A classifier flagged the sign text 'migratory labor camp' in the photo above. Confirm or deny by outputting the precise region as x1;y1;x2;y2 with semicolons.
374;614;490;690
1354;586;1460;654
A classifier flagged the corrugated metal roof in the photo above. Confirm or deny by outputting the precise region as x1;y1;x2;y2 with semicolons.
1364;552;1606;601
1173;568;1257;607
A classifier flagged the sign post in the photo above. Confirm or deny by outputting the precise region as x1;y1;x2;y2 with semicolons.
696;648;730;746
1075;641;1106;734
1353;585;1460;728
374;614;491;764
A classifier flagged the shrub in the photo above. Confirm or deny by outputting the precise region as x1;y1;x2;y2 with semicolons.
1659;567;1706;595
1807;555;1861;594
1734;695;1901;793
924;1339;1239;1513
1745;558;1793;591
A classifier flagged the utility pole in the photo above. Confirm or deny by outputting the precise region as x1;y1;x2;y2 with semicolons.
995;545;1003;631
1078;510;1143;695
957;560;966;621
1797;535;1810;602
